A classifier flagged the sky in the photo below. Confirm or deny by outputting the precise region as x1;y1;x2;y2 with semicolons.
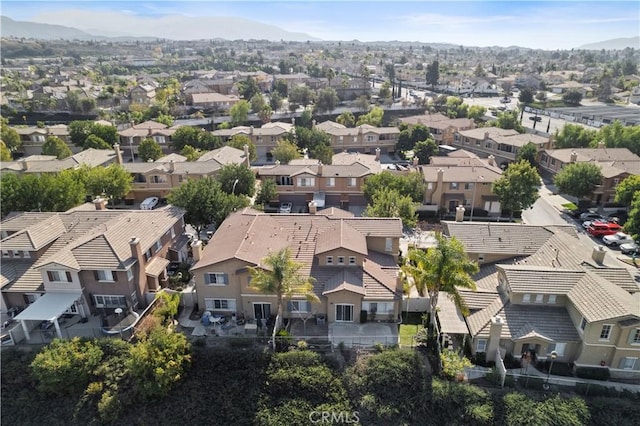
1;1;639;49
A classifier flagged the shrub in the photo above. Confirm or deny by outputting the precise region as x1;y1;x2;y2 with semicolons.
440;349;472;380
504;352;522;369
575;366;610;381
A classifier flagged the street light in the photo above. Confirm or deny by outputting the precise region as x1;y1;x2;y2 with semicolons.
543;350;558;390
114;308;124;340
232;178;239;195
469;176;484;222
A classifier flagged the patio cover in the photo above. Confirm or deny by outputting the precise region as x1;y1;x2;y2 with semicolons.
14;292;82;321
436;296;469;334
146;257;170;277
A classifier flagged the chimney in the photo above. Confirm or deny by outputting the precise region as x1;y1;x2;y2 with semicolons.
484;132;490;140
20;158;29;171
114;144;123;165
487;155;496;167
169;159;175;173
570;151;578;163
455;205;465;222
243;144;250;167
317;162;323;176
437;168;444;184
592;245;606;264
93;197;106;210
412;157;419;166
375;147;381;161
250;125;254;135
129;237;143;264
486;316;504;361
191;240;203;262
308;201;317;215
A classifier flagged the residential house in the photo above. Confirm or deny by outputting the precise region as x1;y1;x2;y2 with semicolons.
129;84;156;105
183;78;236;96
0;201;186;343
400;113;475;145
189;93;240;110
328;76;370;101
315;121;400;155
440;221;640;379
549;81;590;95
13;124;76;156
257;151;382;210
120;145;249;202
190;207;403;345
420;150;503;214
1;149;117;175
539;146;640;205
117;120;180;158
212;122;294;162
453;127;552;169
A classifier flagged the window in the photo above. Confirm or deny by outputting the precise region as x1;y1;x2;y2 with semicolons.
335;304;354;322
277;176;293;186
580;317;587;331
131;291;139;309
548;295;557;304
94;270;117;282
349;256;356;265
613;178;620;187
297;177;315;187
155;240;162;252
93;294;126;308
551;158;556;166
339;136;344;144
1;250;8;258
427;182;434;190
204;298;237;311
363;302;393;314
600;324;612;341
347;178;356;187
153;136;166;144
126;268;134;281
47;270;72;282
326;177;335;187
288;301;311;313
547;342;566;357
170;227;175;239
205;272;228;285
535;294;544;304
450;182;459;190
144;248;152;261
337;256;345;265
151;175;167;183
385;238;393;252
326;256;333;265
476;339;487;352
23;293;40;305
12;250;19;257
22;251;30;258
365;135;375;143
621;357;637;370
632;328;640;344
522;294;531;303
464;183;473;190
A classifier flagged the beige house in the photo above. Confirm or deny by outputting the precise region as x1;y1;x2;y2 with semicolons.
129;84;156;105
190;208;403;343
1;149;117;175
453;127;552;169
0;202;186;342
539;147;640;205
420;150;503;214
441;221;640;379
257;152;382;210
13;124;77;156
189;93;240;110
212;122;294;161
117;120;181;158
400;113;475;145
315;121;399;155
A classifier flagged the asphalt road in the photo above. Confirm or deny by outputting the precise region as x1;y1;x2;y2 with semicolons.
521;189;570;226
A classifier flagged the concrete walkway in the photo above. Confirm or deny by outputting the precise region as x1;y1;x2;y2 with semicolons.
507;367;640;392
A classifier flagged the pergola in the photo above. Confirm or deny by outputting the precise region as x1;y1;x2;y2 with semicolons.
14;292;83;340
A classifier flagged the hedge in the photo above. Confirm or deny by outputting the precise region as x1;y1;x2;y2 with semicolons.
575;366;610;381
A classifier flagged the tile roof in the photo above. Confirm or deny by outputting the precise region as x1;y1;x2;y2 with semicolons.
1;215;66;251
316;221;368;256
422;162;503;183
568;273;640;323
491;133;550;148
1;261;44;293
581;264;640;293
498;265;585;294
457;127;519;140
146;257;170;277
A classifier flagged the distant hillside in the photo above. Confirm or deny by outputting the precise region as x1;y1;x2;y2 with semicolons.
0;16;96;40
578;37;640;50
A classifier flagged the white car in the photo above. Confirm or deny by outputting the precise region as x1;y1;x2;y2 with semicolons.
140;196;159;210
602;232;634;247
279;202;292;213
620;242;639;255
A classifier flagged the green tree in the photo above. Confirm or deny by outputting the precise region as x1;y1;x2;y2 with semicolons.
614;175;640;206
167;176;248;233
227;134;257;162
44;169;87;211
230;100;251;126
138;138;163;162
378;81;392;100
273;79;288;97
249;248;318;346
440;348;473;380
288;85;315;107
84;165;133;203
357;106;384;126
336;111;356;127
518;88;534;104
474;64;486;77
401;234;478;328
516;142;538;167
363;171;425;203
562;89;583;106
258;105;273;124
237;77;260;101
492;160;541;219
0;118;21;152
426;60;440;88
69;121;117;147
271;140;301;164
255;178;278;207
250;93;267;113
310;143;334;165
181;145;203;161
495;110;525;133
269;92;283;112
155;113;174;127
83;134;111;150
127;327;191;399
623;192;640;239
553;162;603;200
364;188;417;228
414;138;438;165
0;141;11;161
467;105;487;121
41;136;72;159
30;337;104;395
216;163;256;197
598;121;640;155
553;124;597;149
171;126;221;151
314;88;339;113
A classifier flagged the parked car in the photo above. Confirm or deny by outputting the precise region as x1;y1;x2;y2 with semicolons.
140;196;159;210
529;116;542;122
582;218;608;229
602;232;635;247
620;242;639;255
579;211;602;221
587;221;623;238
500;97;511;103
279;202;292;213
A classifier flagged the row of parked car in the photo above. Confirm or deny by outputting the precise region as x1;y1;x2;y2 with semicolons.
571;209;638;255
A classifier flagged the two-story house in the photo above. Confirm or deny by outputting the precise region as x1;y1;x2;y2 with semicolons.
257;151;382;211
1;149;117;176
129;84;156;105
315;121;399;155
421;150;503;214
213;122;294;162
1;201;186;343
538;146;640;205
453;127;552;170
189;93;240;110
13;124;76;156
400;113;475;145
117;120;180;159
440;221;640;379
190;207;403;345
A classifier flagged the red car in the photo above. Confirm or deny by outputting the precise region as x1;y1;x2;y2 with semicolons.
587;221;622;238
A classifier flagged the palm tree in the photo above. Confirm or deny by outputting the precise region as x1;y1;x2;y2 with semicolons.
401;234;478;329
249;248;318;350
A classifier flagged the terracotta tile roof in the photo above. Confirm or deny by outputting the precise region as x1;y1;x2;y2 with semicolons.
316;221;368;256
316;207;354;218
545;148;639;163
322;269;367;296
458;289;501;310
146;257;170;277
1;215;66;251
498;265;585;294
568;273;640;323
1;261;44;293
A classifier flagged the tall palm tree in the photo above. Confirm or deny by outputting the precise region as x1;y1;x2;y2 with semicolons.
249;248;318;349
401;234;478;328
